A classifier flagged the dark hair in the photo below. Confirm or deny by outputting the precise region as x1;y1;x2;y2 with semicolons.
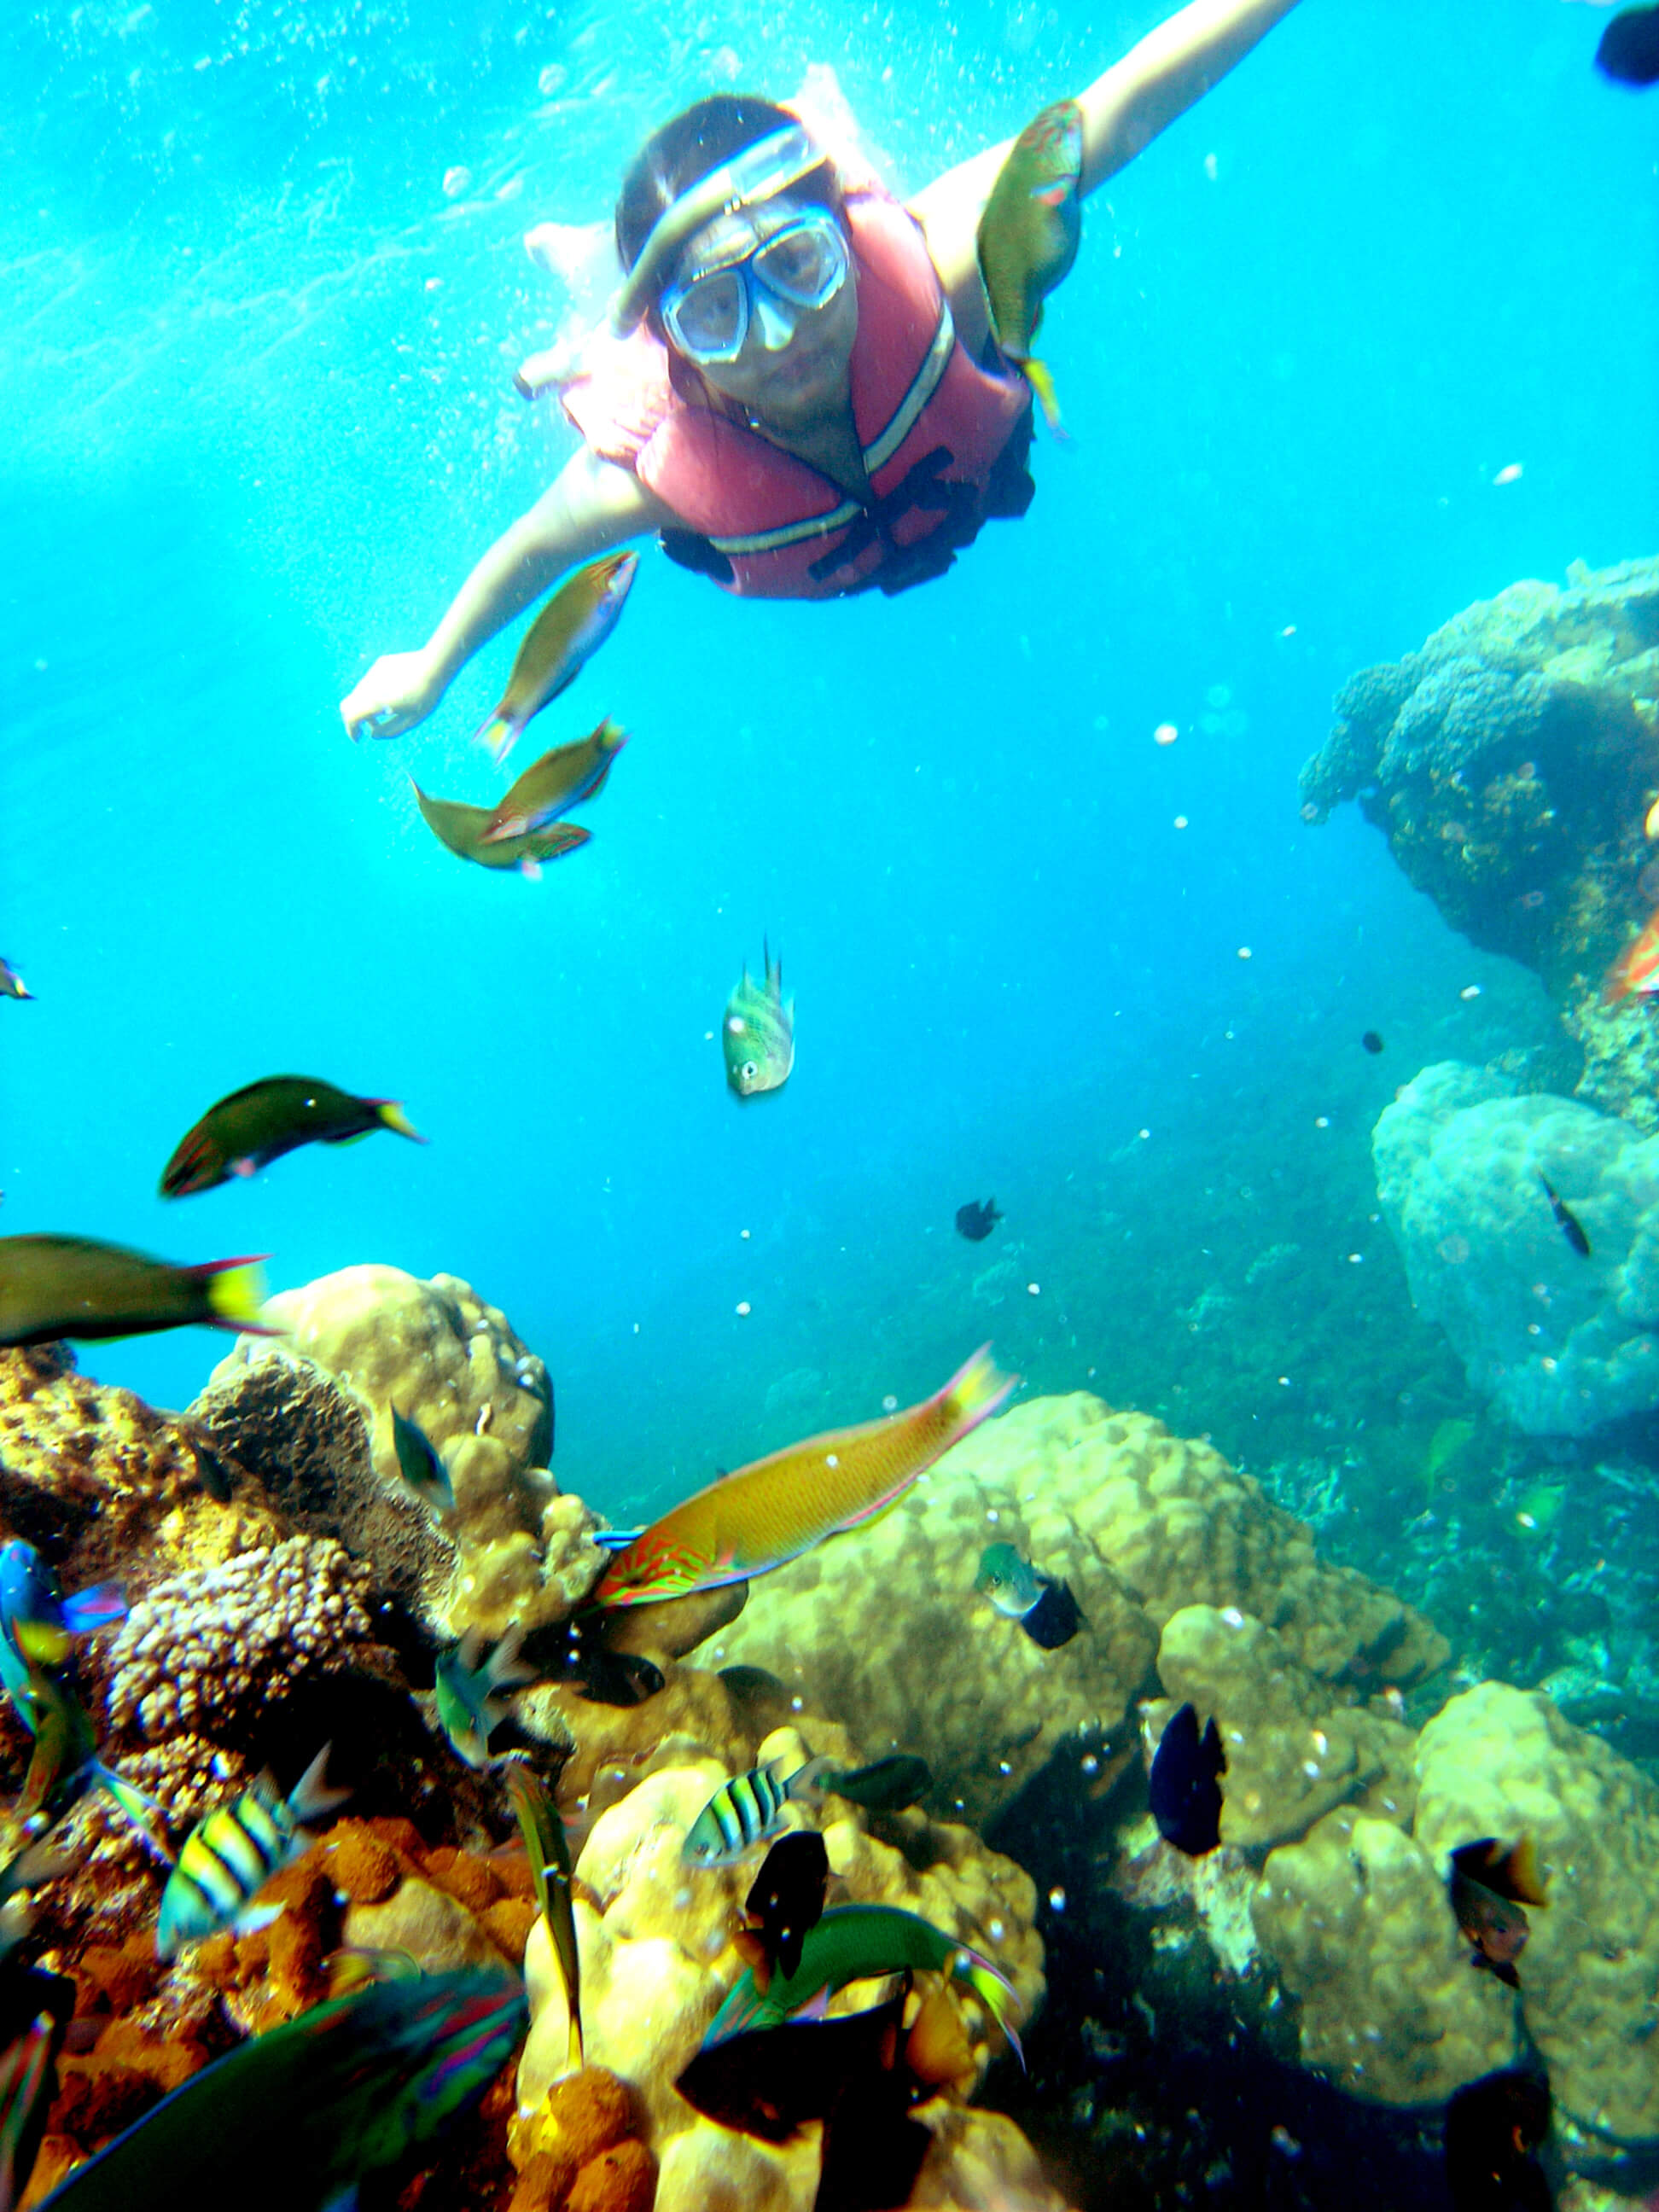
614;94;841;274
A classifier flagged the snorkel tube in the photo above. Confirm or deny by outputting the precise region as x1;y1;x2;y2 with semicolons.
608;123;828;337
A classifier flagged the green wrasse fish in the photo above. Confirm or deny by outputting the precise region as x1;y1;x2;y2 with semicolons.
976;99;1083;436
723;940;794;1100
474;552;637;767
504;1760;582;2073
411;778;591;882
0;962;31;1004
15;1667;172;1866
156;1747;347;1958
702;1902;1024;2065
0;1235;270;1349
434;1626;533;1767
593;1345;1016;1609
480;720;626;844
389;1407;454;1517
683;1755;835;1868
160;1077;426;1198
31;1968;527;2212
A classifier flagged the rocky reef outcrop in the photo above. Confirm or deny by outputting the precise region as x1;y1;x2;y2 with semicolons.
1300;556;1659;1124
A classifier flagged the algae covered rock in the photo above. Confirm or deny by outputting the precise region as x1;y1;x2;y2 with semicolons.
716;1392;1446;1825
1250;1807;1519;2104
1414;1682;1659;2144
1375;1061;1659;1434
1301;556;1659;1124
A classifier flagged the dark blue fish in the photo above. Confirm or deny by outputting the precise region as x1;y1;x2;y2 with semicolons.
1444;2069;1553;2211
954;1198;1002;1243
1597;3;1659;85
1149;1703;1225;1856
33;1968;526;2212
1539;1177;1590;1259
743;1831;829;1981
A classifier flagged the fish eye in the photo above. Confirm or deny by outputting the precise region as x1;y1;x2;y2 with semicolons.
742;1061;759;1081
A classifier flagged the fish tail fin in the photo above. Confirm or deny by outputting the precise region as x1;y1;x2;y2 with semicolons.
1022;357;1066;440
288;1743;352;1826
784;1754;838;1803
475;713;517;766
938;1344;1018;1440
483;1622;535;1694
566;2012;585;2074
374;1101;428;1145
59;1582;127;1638
193;1255;275;1335
950;1943;1025;2068
91;1765;175;1866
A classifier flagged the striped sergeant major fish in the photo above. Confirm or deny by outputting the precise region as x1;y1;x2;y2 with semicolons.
682;1755;836;1869
156;1747;347;1959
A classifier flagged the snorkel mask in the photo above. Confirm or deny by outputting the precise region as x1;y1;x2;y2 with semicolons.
608;122;834;341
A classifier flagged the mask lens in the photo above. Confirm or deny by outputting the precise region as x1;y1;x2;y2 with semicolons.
667;266;748;359
754;219;846;306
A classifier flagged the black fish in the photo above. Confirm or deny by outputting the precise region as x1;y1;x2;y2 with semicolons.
1598;3;1659;84
954;1199;1002;1243
546;1615;664;1708
1021;1579;1084;1650
824;1755;932;1814
1539;1176;1590;1259
1445;2069;1553;2212
1149;1702;1225;1855
745;1831;829;1981
1361;1030;1384;1055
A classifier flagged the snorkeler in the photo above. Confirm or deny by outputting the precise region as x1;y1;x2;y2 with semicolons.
341;0;1302;741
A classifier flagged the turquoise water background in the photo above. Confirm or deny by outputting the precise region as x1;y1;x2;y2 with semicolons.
2;0;1655;1536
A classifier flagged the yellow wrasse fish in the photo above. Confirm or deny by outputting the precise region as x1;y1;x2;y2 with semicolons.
976;99;1083;436
504;1760;582;2074
410;779;591;882
474;553;637;767
593;1346;1016;1608
480;720;627;843
0;1235;271;1348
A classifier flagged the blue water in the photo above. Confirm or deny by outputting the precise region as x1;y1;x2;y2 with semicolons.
2;0;1654;1534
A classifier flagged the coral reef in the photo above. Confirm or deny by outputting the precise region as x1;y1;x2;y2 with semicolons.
715;1393;1447;1825
1414;1682;1659;2144
200;1266;606;1635
513;1722;1046;2211
103;1536;373;1740
1299;555;1659;1124
1374;1061;1659;1433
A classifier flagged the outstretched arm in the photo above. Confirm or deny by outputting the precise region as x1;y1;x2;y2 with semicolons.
340;446;669;742
910;0;1302;341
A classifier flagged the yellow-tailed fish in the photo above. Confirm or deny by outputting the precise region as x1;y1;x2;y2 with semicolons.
0;1235;270;1349
0;962;31;1004
474;552;638;767
724;940;795;1100
976;99;1083;436
504;1760;582;2071
156;1746;347;1958
480;719;627;843
410;778;591;882
593;1345;1016;1608
160;1076;426;1198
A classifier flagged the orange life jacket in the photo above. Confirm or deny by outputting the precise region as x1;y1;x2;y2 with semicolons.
560;189;1034;599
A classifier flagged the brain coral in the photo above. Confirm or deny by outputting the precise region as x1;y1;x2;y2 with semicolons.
1374;1061;1659;1433
103;1536;373;1742
205;1266;604;1634
713;1392;1447;1825
1299;556;1659;1123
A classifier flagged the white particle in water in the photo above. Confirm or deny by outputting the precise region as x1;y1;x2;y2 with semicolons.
1048;1886;1067;1911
